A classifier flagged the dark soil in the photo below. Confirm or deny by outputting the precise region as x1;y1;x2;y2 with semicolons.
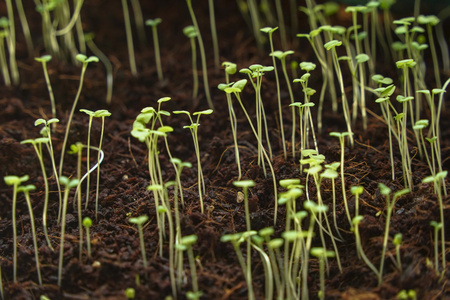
0;0;449;299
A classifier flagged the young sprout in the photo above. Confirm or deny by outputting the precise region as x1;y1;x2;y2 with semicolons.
178;235;202;299
375;84;397;180
84;33;114;104
352;215;380;280
377;185;409;285
83;217;93;258
208;0;219;70
271;50;296;158
259;227;281;299
350;186;364;218
173;109;213;213
423;171;448;277
219;82;242;179
3;3;19;85
79;109;96;210
58;176;80;287
4;174;29;282
393;233;403;272
93;110;111;218
417;15;441;88
59;54;99;178
170;158;192;208
21;137;54;250
145;18;164;81
261;27;288;159
186;0;213;109
35;118;62;218
121;0;137;76
184;26;199;99
125;287;136;299
221;232;256;300
321;162;342;239
0;20;11;86
430;221;442;275
250;235;273;300
17;184;42;285
129;215;149;268
325;40;354;145
311;247;335;300
224;79;279;218
329;131;354;226
240;64;274;164
35;55;56;126
233;180;256;298
233;180;256;232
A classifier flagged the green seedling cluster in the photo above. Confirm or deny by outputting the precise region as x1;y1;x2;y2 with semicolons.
2;0;450;299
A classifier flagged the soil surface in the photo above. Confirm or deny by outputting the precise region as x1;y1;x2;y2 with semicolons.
0;1;449;299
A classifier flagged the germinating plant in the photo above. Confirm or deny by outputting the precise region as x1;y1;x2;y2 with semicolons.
35;55;56;126
184;25;199;99
129;215;149;268
59;54;99;178
4;174;29;283
83;217;93;258
173;109;213;214
145;18;164;81
58;176;79;287
17;184;42;286
20;137;54;250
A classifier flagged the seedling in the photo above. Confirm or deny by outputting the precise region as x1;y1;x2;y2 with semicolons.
178;235;201;298
186;0;213;109
17;184;42;285
21;137;54;250
321;162;342;239
377;184;409;285
35;55;56;126
125;287;136;299
173;109;213;213
221;232;256;300
423;171;448;277
311;247;335;300
261;27;288;159
208;0;219;70
4;174;29;282
219;82;242;179
430;221;442;275
84;33;113;104
330;131;354;226
145;18;164;81
3;2;19;85
35;118;62;220
59;54;99;178
271;50;297;158
233;180;256;297
350;185;364;218
121;0;137;76
233;180;256;232
0;20;11;85
129;215;149;268
58;176;80;286
93;110;111;218
184;26;199;99
259;227;282;299
325;40;354;145
393;233;403;272
250;235;273;300
240;64;274;164
352;215;380;280
83;217;93;258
